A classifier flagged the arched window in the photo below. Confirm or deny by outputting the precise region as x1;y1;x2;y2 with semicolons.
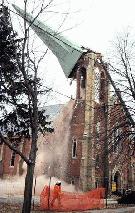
10;151;16;167
0;143;3;162
72;138;77;158
80;67;86;88
95;155;100;168
113;122;121;153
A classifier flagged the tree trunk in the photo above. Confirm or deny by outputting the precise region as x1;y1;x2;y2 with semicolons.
22;94;38;212
22;163;35;213
21;49;39;212
22;123;38;213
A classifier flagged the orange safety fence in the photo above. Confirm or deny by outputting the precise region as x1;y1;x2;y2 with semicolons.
40;185;105;211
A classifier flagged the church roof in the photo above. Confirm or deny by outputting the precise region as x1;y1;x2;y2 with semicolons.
12;4;87;78
44;104;64;121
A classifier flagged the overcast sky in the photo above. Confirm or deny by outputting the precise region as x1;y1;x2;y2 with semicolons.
7;0;135;105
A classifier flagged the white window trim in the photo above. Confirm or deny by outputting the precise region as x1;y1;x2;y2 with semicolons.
0;144;3;161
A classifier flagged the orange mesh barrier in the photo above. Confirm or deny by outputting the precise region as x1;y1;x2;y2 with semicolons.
40;185;105;211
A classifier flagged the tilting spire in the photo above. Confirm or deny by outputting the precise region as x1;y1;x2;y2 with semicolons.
12;4;87;78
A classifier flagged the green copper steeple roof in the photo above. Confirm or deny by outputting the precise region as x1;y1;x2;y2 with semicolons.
12;4;87;78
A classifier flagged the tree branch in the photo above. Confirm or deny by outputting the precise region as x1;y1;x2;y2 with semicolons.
97;59;135;127
0;132;32;165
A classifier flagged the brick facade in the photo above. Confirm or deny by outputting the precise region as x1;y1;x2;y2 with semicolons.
0;137;31;177
52;52;135;193
38;52;135;193
66;100;85;188
0;52;134;194
108;97;135;192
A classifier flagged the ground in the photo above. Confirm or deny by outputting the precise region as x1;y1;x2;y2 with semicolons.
1;204;135;213
0;203;46;213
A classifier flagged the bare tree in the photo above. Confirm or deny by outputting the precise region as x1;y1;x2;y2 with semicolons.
0;1;54;213
107;31;135;126
92;34;135;195
0;0;79;212
95;31;135;146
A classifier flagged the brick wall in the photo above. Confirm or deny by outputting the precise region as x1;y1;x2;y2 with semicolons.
0;137;31;178
66;100;85;187
108;97;133;191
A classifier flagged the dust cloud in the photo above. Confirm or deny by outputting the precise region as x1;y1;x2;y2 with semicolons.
0;174;75;196
35;99;75;179
0;100;77;197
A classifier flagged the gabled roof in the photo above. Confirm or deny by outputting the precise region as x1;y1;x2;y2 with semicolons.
12;4;87;78
44;104;64;121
